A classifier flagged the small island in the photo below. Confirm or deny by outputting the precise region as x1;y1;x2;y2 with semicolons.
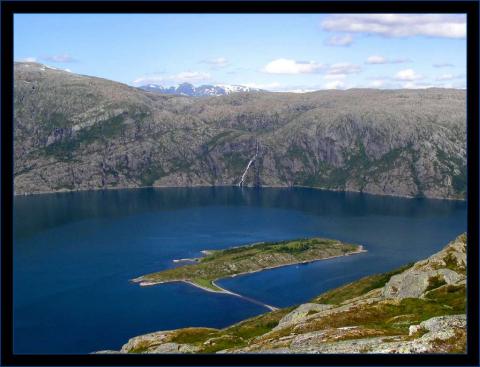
132;237;366;294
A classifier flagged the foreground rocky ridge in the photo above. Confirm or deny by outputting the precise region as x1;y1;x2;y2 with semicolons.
14;62;466;199
99;234;467;354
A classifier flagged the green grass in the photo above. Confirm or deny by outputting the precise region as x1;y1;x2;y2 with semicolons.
425;275;447;293
190;278;223;292
138;237;361;288
297;294;465;336
169;328;219;344
127;307;295;353
312;262;414;305
127;235;466;354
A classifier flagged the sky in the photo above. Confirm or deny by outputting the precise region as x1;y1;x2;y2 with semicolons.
14;14;466;92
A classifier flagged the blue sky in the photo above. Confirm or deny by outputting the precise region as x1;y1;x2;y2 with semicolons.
14;14;466;91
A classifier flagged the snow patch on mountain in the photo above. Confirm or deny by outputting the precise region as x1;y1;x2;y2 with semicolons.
139;83;263;96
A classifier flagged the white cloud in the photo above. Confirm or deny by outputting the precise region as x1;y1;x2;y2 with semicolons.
366;55;387;64
327;63;361;75
286;88;317;93
402;81;434;89
394;69;423;81
321;14;466;39
433;63;455;68
370;80;385;88
18;57;37;62
325;34;353;46
43;53;76;63
435;73;462;81
324;80;346;90
242;82;319;93
366;55;409;64
133;71;211;86
174;71;211;82
201;57;229;68
324;73;347;80
263;58;324;74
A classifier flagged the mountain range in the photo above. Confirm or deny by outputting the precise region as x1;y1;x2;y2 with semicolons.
13;62;466;199
139;83;262;96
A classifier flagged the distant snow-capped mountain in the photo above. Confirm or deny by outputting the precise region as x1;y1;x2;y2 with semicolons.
139;82;262;96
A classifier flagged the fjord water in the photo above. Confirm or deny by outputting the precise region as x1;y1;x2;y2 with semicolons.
13;187;466;354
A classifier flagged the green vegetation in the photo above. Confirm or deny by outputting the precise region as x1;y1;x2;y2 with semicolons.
43;114;125;160
199;307;294;353
125;235;466;354
436;148;467;197
136;238;361;291
222;151;249;173
312;262;414;305
128;307;294;354
443;252;466;275
406;145;424;197
430;328;466;353
287;144;312;167
297;143;412;192
452;168;467;197
44;111;71;129
205;130;243;151
425;275;447;293
190;278;223;292
140;164;165;186
297;290;465;337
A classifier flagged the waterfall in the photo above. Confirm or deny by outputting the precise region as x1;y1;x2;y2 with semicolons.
238;143;259;187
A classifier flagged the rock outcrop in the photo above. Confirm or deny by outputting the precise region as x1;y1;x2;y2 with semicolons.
14;62;466;199
98;234;467;354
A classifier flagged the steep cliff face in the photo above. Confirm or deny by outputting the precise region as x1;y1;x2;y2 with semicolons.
14;62;466;199
100;234;466;354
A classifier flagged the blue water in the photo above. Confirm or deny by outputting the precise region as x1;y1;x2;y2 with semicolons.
13;187;466;354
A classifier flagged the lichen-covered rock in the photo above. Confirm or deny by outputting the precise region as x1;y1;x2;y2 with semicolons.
148;343;200;354
274;303;333;330
382;234;466;299
371;315;466;354
120;331;172;353
382;269;462;299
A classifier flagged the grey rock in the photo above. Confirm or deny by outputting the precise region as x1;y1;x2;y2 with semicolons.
274;303;333;330
14;62;466;200
382;269;463;299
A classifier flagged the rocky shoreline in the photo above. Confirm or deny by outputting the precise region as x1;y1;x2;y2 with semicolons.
101;234;466;354
13;184;467;201
131;245;366;288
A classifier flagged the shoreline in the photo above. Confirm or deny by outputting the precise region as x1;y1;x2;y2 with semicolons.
214;246;367;281
134;278;279;312
13;184;466;202
133;246;367;310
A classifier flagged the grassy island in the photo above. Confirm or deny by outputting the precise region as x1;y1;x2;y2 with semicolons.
132;237;365;292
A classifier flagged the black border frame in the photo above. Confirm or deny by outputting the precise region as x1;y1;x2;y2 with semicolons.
1;1;479;366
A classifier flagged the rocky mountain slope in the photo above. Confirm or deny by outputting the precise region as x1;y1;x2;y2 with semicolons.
14;62;466;199
99;233;466;354
140;83;262;96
